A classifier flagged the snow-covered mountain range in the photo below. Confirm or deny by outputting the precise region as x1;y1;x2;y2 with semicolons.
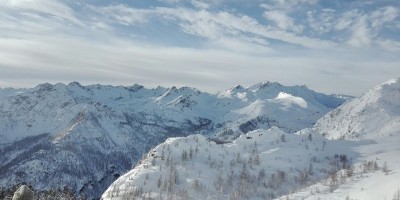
102;78;400;200
0;81;348;198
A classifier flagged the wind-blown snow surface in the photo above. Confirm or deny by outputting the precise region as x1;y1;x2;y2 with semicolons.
102;128;357;200
0;81;347;198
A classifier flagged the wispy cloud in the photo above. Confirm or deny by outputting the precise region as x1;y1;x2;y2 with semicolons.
87;4;338;50
260;0;319;12
263;10;303;33
376;39;400;52
87;4;150;26
305;5;400;48
0;0;81;25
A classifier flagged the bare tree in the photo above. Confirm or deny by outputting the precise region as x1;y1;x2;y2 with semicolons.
393;188;400;200
280;134;286;142
346;165;354;177
383;161;390;175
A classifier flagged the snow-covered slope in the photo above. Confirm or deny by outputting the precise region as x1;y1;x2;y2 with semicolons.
284;132;400;200
102;127;357;200
314;78;400;140
282;78;400;199
0;81;347;198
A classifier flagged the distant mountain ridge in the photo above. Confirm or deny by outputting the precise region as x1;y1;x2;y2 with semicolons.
0;81;349;198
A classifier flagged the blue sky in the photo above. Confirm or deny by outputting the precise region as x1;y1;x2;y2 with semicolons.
0;0;399;95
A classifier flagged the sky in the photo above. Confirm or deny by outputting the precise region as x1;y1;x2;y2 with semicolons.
0;0;399;96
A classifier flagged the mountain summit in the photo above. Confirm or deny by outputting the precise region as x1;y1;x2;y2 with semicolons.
314;78;400;139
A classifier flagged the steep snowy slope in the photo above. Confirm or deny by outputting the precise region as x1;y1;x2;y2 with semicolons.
314;78;400;140
0;81;347;198
102;127;357;200
280;78;400;200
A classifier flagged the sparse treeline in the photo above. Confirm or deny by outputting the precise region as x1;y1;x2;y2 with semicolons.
103;133;360;200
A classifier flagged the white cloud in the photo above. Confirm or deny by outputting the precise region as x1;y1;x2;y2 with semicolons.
261;0;318;12
370;6;399;31
304;5;400;48
334;11;356;31
376;39;400;52
307;9;336;34
176;8;335;49
159;0;223;7
339;6;399;48
87;5;337;50
87;4;151;26
190;0;210;9
347;15;372;47
0;0;81;25
158;0;181;3
264;10;303;33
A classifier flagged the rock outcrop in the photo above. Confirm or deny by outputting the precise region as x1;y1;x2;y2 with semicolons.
12;185;34;200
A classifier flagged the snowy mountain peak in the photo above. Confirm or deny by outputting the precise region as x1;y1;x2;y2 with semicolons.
246;81;283;92
257;81;282;89
380;77;400;86
223;84;245;94
169;86;177;91
314;78;400;140
233;84;245;90
35;82;55;92
176;86;200;94
367;78;400;93
126;84;144;92
372;78;400;103
354;78;400;108
67;81;83;87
